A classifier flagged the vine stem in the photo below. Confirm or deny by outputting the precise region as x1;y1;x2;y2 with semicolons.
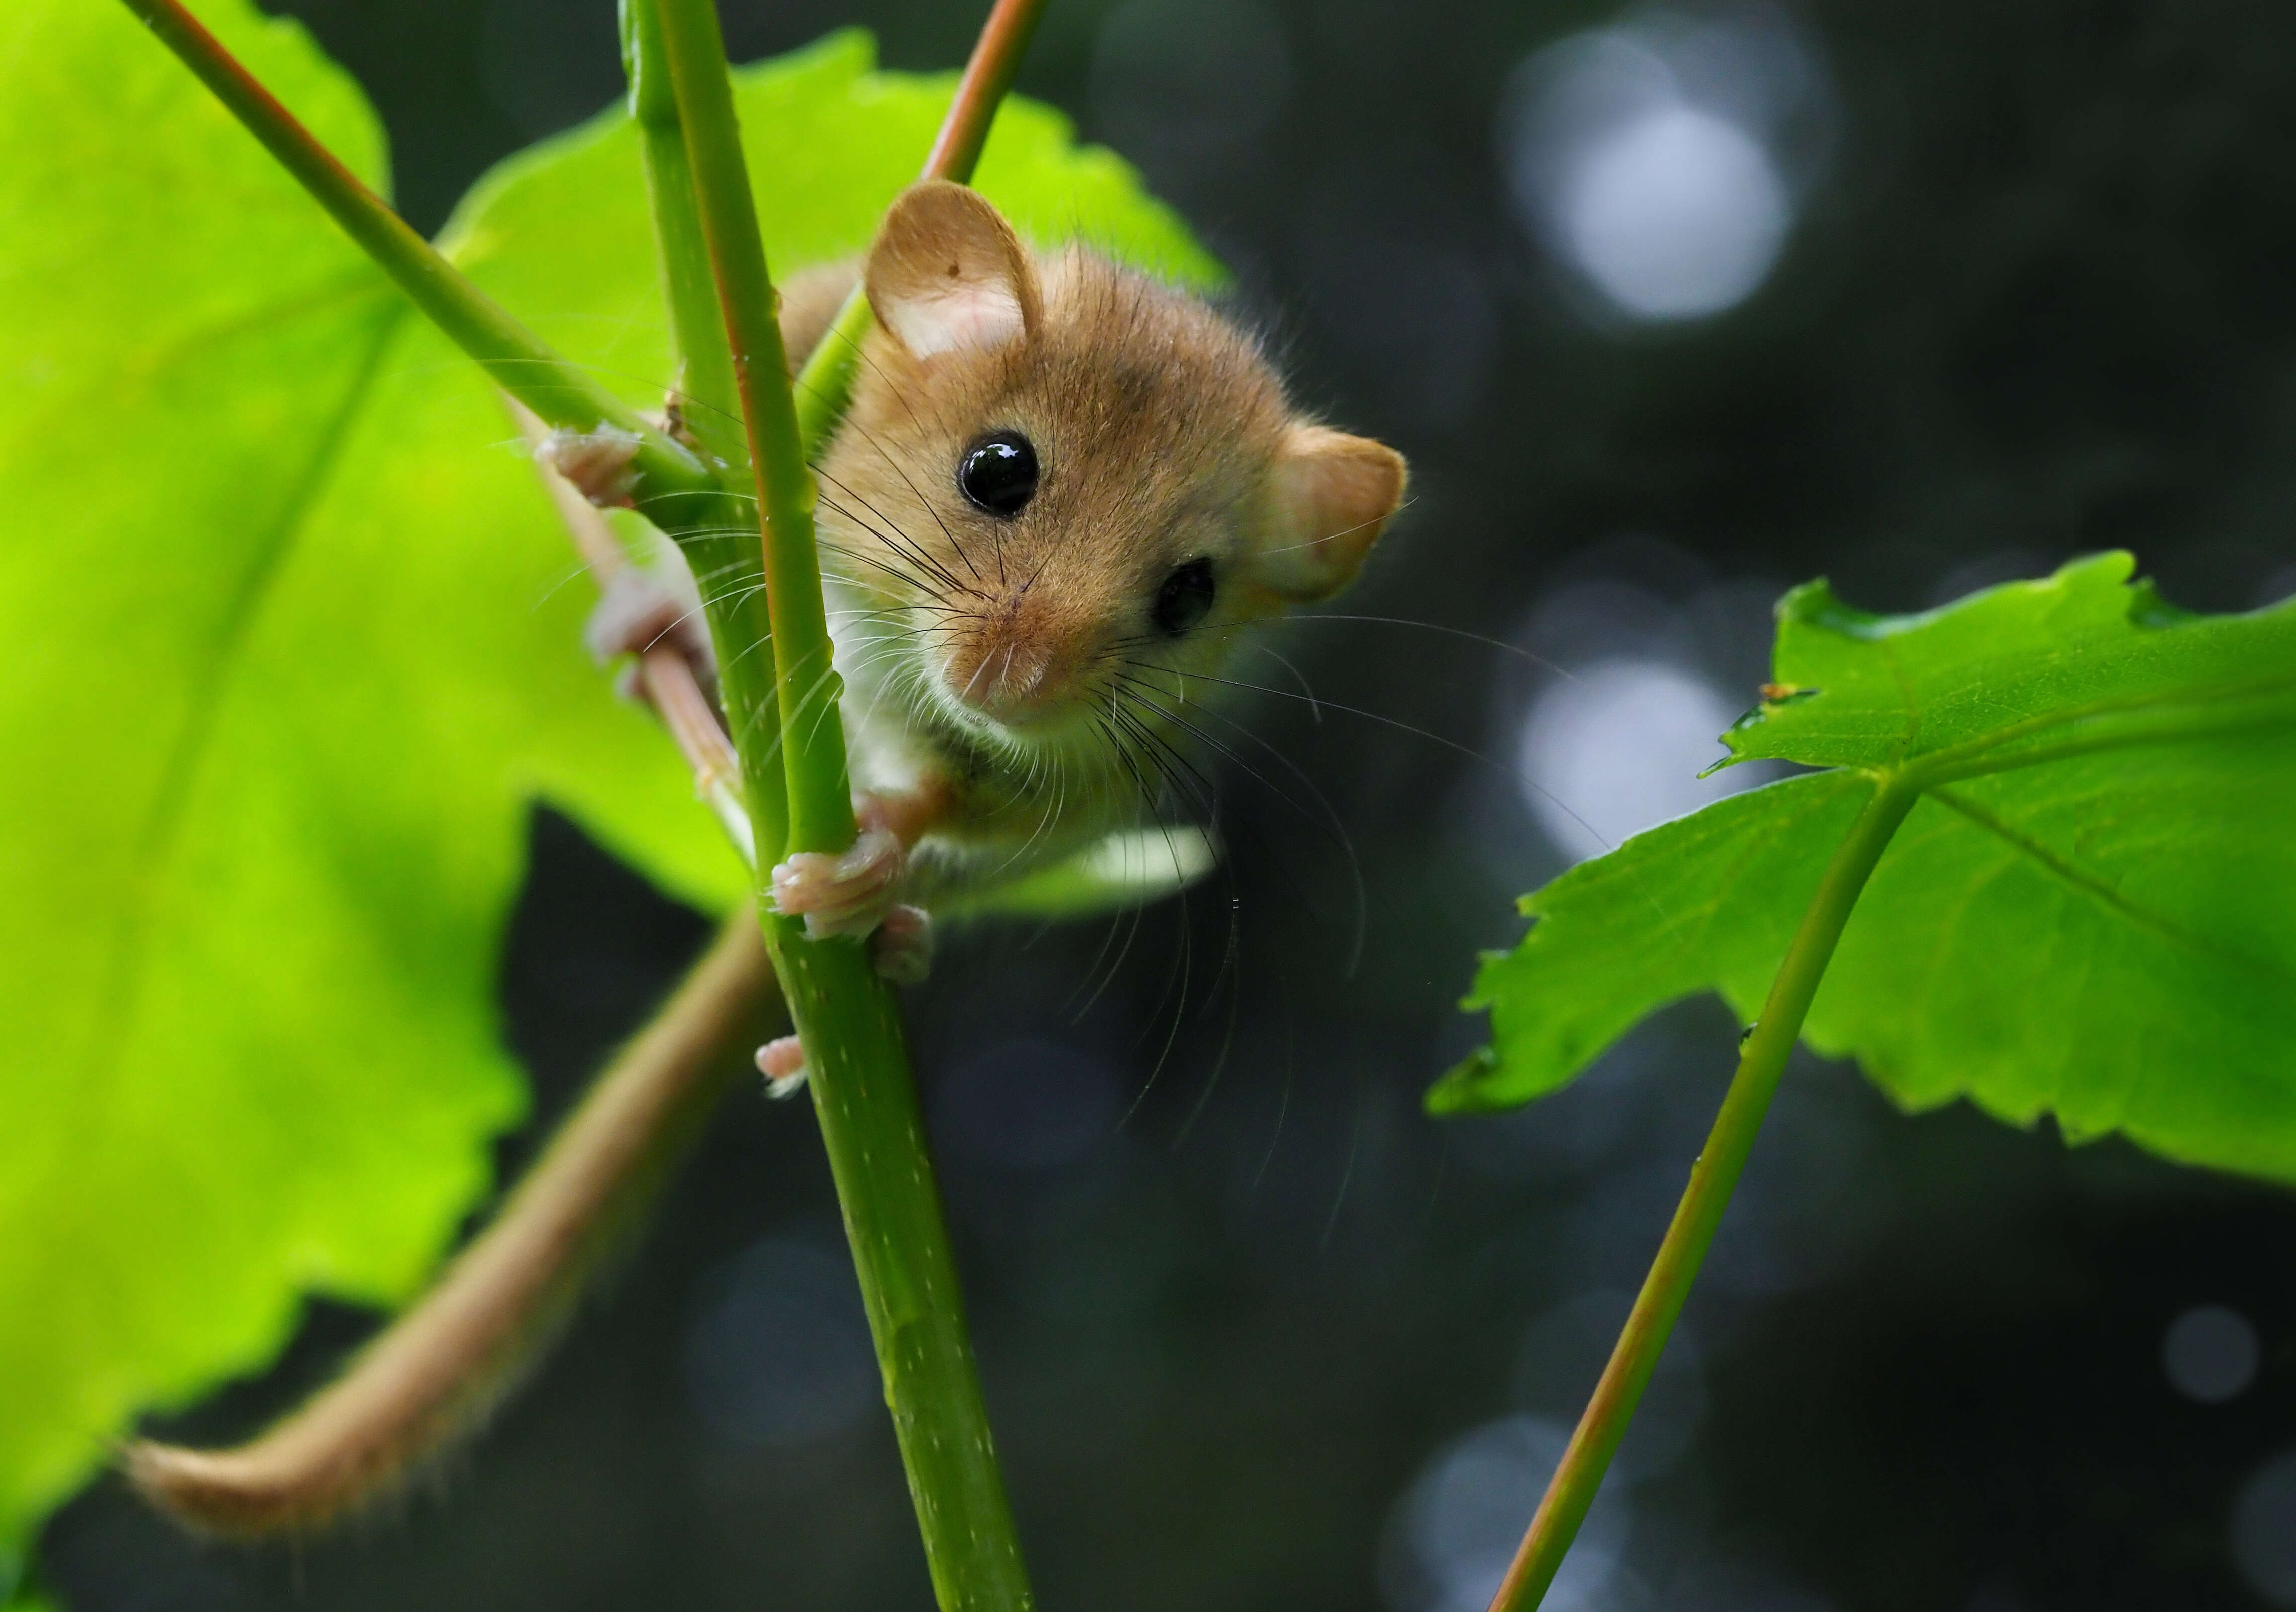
650;0;848;857
116;0;715;521
1487;771;1922;1612
640;2;1039;1606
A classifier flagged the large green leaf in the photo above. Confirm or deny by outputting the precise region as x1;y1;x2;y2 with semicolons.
0;0;1209;1560
1434;554;2296;1183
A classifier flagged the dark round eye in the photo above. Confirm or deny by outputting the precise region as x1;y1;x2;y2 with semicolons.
1152;557;1216;637
957;430;1039;517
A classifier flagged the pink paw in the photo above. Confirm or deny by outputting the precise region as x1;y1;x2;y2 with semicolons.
871;903;934;984
584;568;716;701
755;1035;807;1098
770;828;905;939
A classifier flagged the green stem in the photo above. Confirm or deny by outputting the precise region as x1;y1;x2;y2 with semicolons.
118;0;715;523
1487;771;1922;1612
620;0;745;470
620;0;786;857
651;0;851;858
644;3;1035;1607
789;0;1048;452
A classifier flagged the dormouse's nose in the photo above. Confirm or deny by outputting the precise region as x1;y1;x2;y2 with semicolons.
942;595;1084;726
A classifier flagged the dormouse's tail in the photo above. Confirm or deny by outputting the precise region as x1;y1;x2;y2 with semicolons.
127;916;775;1536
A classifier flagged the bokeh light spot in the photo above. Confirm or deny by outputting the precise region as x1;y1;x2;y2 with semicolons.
1517;657;1750;862
1500;7;1833;324
2233;1449;2296;1606
2160;1302;2260;1403
1557;105;1789;318
682;1234;876;1449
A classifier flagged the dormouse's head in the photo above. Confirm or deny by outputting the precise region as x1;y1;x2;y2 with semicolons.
822;180;1406;756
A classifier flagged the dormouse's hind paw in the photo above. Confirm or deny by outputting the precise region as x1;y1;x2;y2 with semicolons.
755;1035;807;1098
871;904;934;984
538;425;643;509
770;828;905;940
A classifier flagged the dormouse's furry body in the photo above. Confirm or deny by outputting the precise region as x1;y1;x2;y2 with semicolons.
126;181;1405;1536
765;182;1408;936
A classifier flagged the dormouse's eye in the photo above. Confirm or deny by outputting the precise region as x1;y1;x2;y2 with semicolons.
1152;557;1216;637
957;430;1038;516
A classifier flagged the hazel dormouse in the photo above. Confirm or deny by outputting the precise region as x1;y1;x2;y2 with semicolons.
120;181;1407;1538
588;180;1407;1076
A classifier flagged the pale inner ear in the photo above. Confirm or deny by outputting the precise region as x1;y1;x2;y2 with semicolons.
866;180;1040;361
884;279;1026;359
1254;424;1409;602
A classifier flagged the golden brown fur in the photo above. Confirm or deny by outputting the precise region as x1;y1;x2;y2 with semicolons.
815;182;1407;903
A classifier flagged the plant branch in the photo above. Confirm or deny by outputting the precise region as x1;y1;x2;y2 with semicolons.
651;0;849;859
1487;771;1922;1612
641;3;1039;1606
790;0;1049;452
620;0;746;471
117;0;716;522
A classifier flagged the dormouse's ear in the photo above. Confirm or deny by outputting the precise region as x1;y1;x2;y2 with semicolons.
864;180;1041;361
1251;424;1408;602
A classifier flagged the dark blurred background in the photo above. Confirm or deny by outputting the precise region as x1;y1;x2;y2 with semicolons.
39;1;2296;1608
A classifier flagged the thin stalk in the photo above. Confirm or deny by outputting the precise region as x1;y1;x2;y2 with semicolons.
1487;771;1923;1612
620;0;745;471
619;0;786;856
117;0;715;522
790;0;1048;451
651;0;850;858
644;3;1036;1607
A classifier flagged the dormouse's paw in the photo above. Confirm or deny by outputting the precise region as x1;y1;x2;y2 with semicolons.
770;827;905;939
871;904;934;984
585;568;717;701
755;1036;807;1099
539;424;643;509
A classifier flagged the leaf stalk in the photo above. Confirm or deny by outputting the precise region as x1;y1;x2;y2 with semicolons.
117;0;715;520
1487;771;1922;1612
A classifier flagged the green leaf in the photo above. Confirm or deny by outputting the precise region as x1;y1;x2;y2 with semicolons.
1435;555;2296;1185
0;0;1210;1555
1717;551;2294;773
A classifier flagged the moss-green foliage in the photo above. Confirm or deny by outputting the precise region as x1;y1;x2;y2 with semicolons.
0;0;1207;1562
1438;555;2296;1182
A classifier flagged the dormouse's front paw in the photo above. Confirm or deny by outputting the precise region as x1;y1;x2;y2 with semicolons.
769;827;905;940
585;568;718;703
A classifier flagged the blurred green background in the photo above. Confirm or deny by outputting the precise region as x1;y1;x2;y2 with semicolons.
38;1;2296;1608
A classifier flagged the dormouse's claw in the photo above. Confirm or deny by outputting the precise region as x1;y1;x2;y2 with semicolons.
871;904;934;984
755;1035;808;1098
769;828;905;939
